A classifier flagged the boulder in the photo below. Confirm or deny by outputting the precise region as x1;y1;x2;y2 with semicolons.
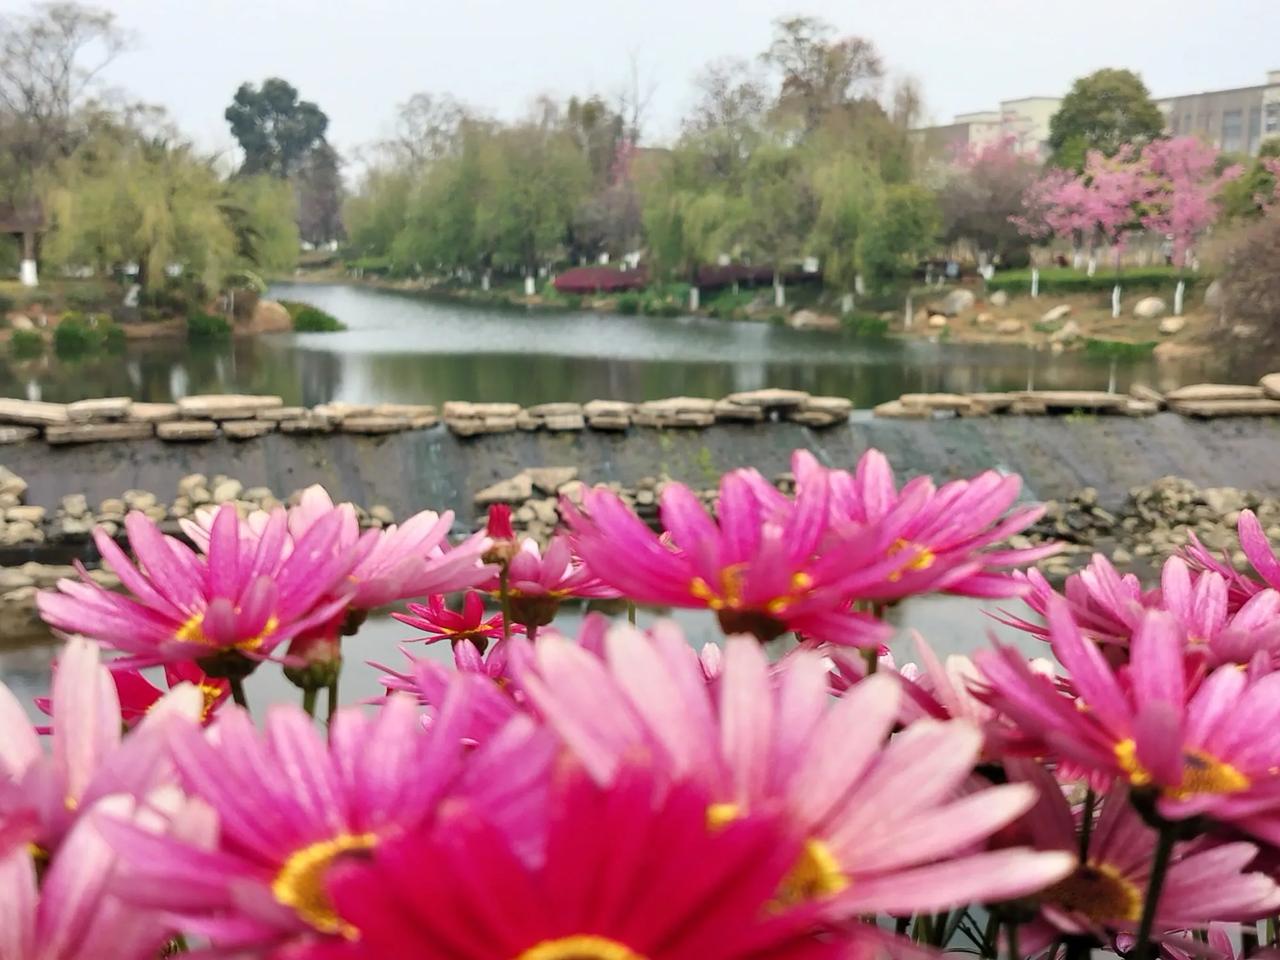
1041;304;1072;323
45;422;154;444
256;406;309;421
250;299;293;334
0;426;39;444
974;312;994;325
1166;384;1264;403
6;505;45;524
1129;384;1166;408
934;288;976;317
873;400;929;419
963;392;1016;415
340;415;411;435
786;309;840;331
127;402;180;423
898;393;972;413
526;467;578;494
66;397;132;422
0;467;26;499
156;420;220;441
372;403;438;428
278;415;333;434
996;319;1025;335
989;290;1010;307
543;413;586;431
0;398;68;426
713;399;765;422
1049;319;1082;344
222;419;276;440
788;396;854;427
1133;296;1167;320
723;388;810;412
1233;323;1259;339
212;479;243;503
1123;398;1160;417
1170;399;1280;418
1018;391;1126;413
633;397;717;428
474;473;534;506
525;402;584;418
177;394;283;420
8;315;35;332
1157;315;1186;335
927;314;948;329
312;402;375;423
1260;374;1280;400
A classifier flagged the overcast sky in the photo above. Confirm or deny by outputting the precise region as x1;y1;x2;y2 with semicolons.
4;0;1279;167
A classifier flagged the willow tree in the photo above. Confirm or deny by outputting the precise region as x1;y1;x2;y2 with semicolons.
807;151;884;302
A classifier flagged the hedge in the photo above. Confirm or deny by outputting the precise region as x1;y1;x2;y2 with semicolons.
987;266;1210;297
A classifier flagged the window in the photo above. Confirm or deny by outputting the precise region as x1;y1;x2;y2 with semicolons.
1267;102;1280;134
1248;106;1263;154
1222;109;1244;152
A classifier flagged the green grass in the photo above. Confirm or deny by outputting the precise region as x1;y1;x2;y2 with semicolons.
1083;337;1157;360
279;301;346;332
988;266;1207;296
187;311;232;341
842;312;890;337
8;329;43;359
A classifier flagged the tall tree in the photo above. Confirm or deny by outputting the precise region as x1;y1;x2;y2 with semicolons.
1048;69;1165;170
760;15;883;135
382;92;467;168
294;141;344;245
225;78;328;178
937;136;1040;264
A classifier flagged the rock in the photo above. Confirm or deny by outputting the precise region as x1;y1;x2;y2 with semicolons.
1205;488;1246;516
369;505;395;525
1129;384;1165;407
786;309;840;331
1261;374;1280;401
713;399;765;422
474;473;534;506
1123;398;1160;416
250;299;292;333
1049;319;1082;344
789;408;846;428
1203;279;1223;311
543;413;586;431
5;504;44;524
1166;384;1264;403
798;396;854;419
371;403;438;428
898;393;972;413
278;415;333;434
0;426;39;444
1111;548;1133;565
525;402;584;418
243;486;273;503
1157;315;1186;335
989;290;1010;307
1133;296;1167;320
934;288;976;317
0;568;35;591
927;314;948;329
873;400;930;419
1169;399;1280;418
156;420;220;441
0;467;27;500
974;312;994;325
256;406;309;422
996;319;1025;335
177;394;283;420
222;419;276;440
60;493;89;518
8;315;35;331
964;392;1016;415
527;467;578;494
1233;323;1258;339
633;397;717;428
122;490;158;511
66;397;132;422
1019;390;1126;413
340;415;410;435
1041;304;1072;323
583;400;633;431
723;388;810;412
312;402;375;424
0;398;68;426
127;402;180;423
45;421;153;444
212;479;243;504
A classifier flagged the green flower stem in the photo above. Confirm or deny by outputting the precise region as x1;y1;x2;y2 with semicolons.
1133;822;1177;960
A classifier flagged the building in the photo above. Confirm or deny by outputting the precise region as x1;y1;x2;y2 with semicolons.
1157;70;1280;155
913;70;1280;160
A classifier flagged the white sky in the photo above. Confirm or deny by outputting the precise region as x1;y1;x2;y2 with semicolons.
3;0;1278;166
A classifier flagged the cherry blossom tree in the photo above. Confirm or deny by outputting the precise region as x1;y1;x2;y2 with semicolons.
1138;136;1242;267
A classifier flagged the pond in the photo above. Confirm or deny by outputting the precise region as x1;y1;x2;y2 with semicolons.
0;594;1040;718
0;282;1246;408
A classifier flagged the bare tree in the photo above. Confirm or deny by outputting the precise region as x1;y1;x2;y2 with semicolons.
384;91;468;167
760;15;883;135
889;75;923;130
613;50;657;143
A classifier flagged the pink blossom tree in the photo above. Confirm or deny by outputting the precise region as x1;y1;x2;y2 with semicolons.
1138;136;1243;267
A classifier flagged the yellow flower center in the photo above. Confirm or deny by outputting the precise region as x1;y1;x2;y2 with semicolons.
706;803;741;829
515;937;647;960
1040;861;1142;923
1115;739;1251;798
175;612;279;651
197;683;224;720
690;568;812;615
888;539;936;581
272;833;377;936
776;838;849;905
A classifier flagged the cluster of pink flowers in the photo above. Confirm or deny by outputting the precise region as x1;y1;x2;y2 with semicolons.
12;449;1280;959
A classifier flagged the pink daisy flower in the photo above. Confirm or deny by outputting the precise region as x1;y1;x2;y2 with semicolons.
976;599;1280;837
482;535;620;632
1185;510;1280;611
1007;761;1280;953
320;763;850;960
562;454;906;646
391;592;512;651
0;638;202;854
37;506;358;672
827;449;1059;600
516;622;1075;915
36;661;229;730
103;689;550;954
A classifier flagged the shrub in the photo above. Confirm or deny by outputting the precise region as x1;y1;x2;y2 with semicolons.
8;329;43;359
615;293;640;315
64;283;114;312
843;312;890;337
52;313;96;358
20;290;54;309
97;316;126;353
1220;210;1280;344
187;311;231;341
0;293;14;315
289;304;346;332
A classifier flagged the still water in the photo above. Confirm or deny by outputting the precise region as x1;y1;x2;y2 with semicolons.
0;283;1243;408
0;595;1038;717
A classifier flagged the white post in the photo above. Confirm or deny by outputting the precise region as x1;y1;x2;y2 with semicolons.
1031;268;1040;298
904;293;913;329
732;280;739;295
1111;284;1121;318
524;275;536;297
1174;279;1185;316
1073;250;1083;270
481;271;491;292
1108;359;1118;394
1087;257;1097;277
774;281;785;308
19;259;37;287
840;292;854;314
854;274;866;296
689;286;700;311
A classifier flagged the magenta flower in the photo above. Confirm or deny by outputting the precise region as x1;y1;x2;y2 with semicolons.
0;638;202;854
976;600;1280;836
323;764;848;960
828;449;1058;600
1006;761;1280;953
482;535;619;631
1185;510;1280;612
103;691;549;953
37;505;357;670
563;454;903;646
517;623;1074;914
36;660;229;730
391;592;512;650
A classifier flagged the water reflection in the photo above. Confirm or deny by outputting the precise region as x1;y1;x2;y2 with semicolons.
0;594;1038;719
0;282;1250;407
